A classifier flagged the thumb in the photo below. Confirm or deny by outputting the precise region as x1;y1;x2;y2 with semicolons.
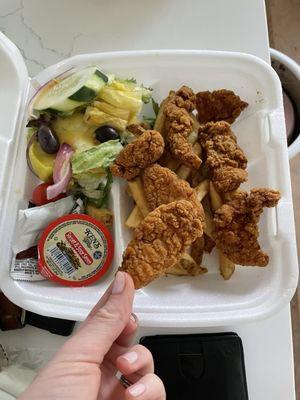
56;272;135;364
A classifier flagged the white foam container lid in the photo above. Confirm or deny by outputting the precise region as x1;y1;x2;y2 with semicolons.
0;32;298;327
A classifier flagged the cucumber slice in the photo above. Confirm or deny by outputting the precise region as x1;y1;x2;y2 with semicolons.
33;66;108;113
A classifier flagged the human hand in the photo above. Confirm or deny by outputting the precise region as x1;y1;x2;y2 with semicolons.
19;272;165;400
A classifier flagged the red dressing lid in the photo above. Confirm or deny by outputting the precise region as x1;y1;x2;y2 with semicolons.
38;214;114;287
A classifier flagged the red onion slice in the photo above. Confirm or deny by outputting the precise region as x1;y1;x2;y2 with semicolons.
53;143;73;183
46;143;74;200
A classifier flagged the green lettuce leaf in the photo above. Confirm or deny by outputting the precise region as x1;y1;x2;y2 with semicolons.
141;97;160;128
71;140;122;175
152;98;159;116
86;169;113;208
72;169;114;209
142;116;156;129
141;85;153;104
120;129;136;145
74;172;105;190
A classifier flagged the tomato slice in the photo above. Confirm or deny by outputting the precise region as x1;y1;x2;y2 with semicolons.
31;183;66;206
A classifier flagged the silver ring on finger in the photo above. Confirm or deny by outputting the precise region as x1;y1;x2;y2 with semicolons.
120;374;134;389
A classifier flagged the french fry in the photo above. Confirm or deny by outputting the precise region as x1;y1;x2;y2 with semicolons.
126;185;133;197
196;141;202;159
209;182;236;280
127;178;150;217
203;233;215;253
224;188;243;202
204;213;214;238
191;113;200;131
190;169;205;187
166;263;188;276
194;179;209;202
235;188;242;195
166;253;207;276
223;193;231;202
176;142;202;180
125;205;143;228
193;141;201;153
176;165;192;180
219;252;235;280
209;181;223;211
202;196;214;238
154;98;168;137
190;115;202;158
191;236;205;264
187;130;198;145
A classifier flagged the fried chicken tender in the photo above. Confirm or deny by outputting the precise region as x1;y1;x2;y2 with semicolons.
170;86;196;113
196;89;248;124
198;121;248;192
110;130;164;180
164;86;201;169
213;189;280;266
143;164;205;224
119;200;204;288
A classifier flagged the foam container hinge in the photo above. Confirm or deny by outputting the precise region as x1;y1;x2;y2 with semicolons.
0;32;298;327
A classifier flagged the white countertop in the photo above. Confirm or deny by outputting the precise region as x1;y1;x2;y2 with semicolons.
0;0;296;399
0;0;270;76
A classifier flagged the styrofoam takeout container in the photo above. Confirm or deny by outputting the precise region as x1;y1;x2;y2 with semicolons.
0;32;298;327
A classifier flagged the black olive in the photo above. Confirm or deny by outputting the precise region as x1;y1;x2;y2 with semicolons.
95;125;119;142
37;125;60;154
26;113;54;128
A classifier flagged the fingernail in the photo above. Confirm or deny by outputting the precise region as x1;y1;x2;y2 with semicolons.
121;351;138;364
130;313;138;324
128;383;146;397
112;271;126;294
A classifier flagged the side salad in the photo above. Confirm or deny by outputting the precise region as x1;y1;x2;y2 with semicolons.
26;65;154;225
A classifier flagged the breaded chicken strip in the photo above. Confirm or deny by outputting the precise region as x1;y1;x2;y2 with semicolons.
169;86;196;113
196;89;248;124
213;189;280;266
198;121;248;193
110;130;164;180
120;200;204;288
143;163;205;224
164;86;201;169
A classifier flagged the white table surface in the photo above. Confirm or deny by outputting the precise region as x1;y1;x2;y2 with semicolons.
0;0;296;399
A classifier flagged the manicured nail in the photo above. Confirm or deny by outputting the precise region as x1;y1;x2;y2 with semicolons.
121;351;138;364
112;272;125;294
130;313;138;324
128;383;146;397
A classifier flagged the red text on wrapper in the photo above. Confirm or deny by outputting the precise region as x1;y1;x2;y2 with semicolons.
65;231;93;265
